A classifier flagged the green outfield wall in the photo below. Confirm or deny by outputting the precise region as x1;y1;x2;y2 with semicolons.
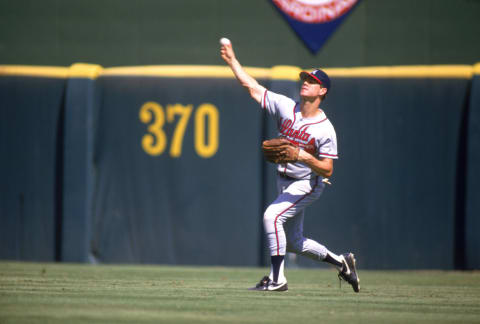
1;64;479;269
0;0;479;68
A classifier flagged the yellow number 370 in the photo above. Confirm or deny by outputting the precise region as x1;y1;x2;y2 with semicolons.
139;101;219;158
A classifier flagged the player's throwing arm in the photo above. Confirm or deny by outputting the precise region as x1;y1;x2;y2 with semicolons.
219;38;265;104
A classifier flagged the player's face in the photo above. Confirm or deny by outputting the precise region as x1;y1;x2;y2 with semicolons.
300;76;324;98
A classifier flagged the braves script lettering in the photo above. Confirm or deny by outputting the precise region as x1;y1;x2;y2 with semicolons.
278;118;316;154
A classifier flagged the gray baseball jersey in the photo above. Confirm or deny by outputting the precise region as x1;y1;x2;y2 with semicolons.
260;89;338;179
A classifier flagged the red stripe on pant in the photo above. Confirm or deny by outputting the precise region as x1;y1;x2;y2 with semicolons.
273;177;318;255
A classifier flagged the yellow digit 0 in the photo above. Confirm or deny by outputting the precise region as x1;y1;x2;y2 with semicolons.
195;103;219;158
139;102;167;156
167;104;193;158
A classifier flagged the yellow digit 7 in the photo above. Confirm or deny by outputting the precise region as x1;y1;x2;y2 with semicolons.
139;102;167;156
167;104;193;158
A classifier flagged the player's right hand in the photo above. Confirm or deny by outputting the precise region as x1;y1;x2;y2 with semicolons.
220;42;235;65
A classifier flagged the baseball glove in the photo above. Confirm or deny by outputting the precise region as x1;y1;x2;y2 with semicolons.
262;138;299;164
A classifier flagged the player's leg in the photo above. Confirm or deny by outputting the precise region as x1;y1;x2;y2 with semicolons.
251;176;360;292
257;197;292;291
259;177;324;290
282;188;360;292
284;211;344;267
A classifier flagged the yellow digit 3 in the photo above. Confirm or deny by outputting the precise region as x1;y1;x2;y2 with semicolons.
139;102;167;156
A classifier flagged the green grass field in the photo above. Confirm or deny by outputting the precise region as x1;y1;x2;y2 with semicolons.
1;261;479;324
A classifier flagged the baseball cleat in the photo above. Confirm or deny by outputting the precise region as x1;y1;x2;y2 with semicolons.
248;276;271;291
267;281;288;292
248;276;288;292
338;253;360;293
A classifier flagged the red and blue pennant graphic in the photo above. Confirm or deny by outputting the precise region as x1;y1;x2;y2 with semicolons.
270;0;361;54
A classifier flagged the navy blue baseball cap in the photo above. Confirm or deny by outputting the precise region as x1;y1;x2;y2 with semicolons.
300;69;331;90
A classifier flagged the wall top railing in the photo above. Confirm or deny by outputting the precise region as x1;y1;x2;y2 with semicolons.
1;63;479;81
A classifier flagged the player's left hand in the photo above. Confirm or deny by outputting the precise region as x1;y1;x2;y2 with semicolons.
262;138;299;164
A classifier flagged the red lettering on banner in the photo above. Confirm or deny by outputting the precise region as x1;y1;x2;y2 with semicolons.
273;0;358;24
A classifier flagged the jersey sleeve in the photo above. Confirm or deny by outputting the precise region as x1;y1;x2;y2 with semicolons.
260;90;295;117
317;125;338;159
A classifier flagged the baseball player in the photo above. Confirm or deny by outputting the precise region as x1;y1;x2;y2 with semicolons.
220;39;360;292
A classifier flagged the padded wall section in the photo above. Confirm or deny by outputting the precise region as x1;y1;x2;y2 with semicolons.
0;76;66;261
89;76;267;265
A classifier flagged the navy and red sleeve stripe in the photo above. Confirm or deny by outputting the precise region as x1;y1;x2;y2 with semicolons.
319;152;338;158
262;90;268;109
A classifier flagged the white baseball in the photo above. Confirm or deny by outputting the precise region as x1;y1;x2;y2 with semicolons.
219;37;231;46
